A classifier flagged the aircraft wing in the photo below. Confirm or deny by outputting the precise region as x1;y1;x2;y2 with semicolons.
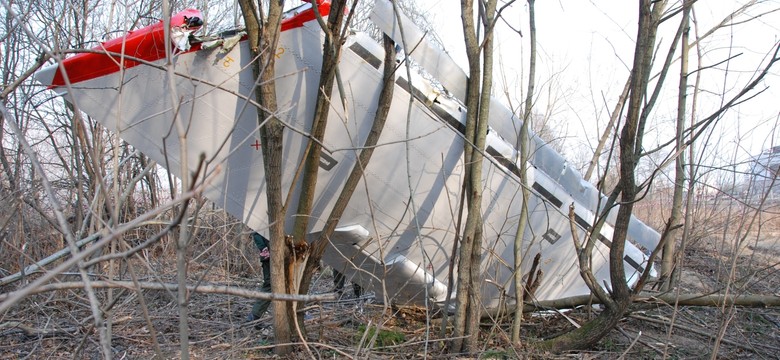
370;0;468;102
317;225;450;305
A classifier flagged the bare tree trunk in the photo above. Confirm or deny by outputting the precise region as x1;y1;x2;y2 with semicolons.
660;0;692;291
450;0;481;351
480;292;780;314
236;0;290;355
289;0;350;337
291;0;348;245
298;32;395;301
673;14;704;289
611;0;664;332
450;0;497;354
512;0;535;345
158;1;197;356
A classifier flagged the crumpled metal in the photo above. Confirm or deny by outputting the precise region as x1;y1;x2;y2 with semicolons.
171;26;195;52
218;32;245;54
197;31;246;54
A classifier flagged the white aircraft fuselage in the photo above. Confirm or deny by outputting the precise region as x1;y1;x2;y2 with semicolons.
35;0;659;310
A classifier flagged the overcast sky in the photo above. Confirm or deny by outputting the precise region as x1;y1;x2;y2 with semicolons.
420;0;780;172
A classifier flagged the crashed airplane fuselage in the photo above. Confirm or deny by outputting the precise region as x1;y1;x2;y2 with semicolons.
35;0;660;310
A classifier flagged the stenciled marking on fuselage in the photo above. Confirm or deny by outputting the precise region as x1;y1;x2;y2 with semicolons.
542;228;562;244
320;152;337;170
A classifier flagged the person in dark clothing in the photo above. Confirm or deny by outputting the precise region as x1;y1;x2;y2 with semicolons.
333;269;362;297
249;232;271;322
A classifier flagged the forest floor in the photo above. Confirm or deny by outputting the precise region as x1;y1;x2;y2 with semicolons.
1;234;778;359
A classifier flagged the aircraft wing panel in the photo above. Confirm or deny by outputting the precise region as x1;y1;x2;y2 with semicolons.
370;0;468;101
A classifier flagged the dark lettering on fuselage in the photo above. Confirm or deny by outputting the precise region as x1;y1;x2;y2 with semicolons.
320;152;337;171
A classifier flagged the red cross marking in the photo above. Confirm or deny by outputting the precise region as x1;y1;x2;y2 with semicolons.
250;139;261;150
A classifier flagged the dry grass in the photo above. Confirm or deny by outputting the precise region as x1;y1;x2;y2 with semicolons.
2;200;780;359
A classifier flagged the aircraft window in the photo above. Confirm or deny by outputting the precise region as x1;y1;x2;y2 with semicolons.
573;213;612;248
486;146;519;176
623;255;644;273
348;43;381;69
393;77;466;135
430;104;465;134
531;182;562;208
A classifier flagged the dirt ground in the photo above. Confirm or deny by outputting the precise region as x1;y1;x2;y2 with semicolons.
1;234;779;359
591;231;780;360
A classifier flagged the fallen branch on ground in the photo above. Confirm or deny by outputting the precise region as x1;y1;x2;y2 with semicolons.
0;234;101;286
483;292;780;317
0;280;337;302
528;292;780;311
0;321;79;338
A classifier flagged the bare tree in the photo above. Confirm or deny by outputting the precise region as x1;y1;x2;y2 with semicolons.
236;0;292;355
537;0;780;351
449;0;498;354
659;0;692;291
512;0;535;345
298;33;397;312
538;0;669;350
289;0;351;332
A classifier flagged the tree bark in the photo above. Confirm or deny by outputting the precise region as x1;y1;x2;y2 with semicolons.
660;1;691;291
450;0;481;352
450;0;497;354
298;32;395;302
537;306;625;351
512;0;536;345
288;0;349;336
236;0;290;355
290;0;348;245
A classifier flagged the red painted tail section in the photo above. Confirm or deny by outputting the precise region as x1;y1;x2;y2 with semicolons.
50;9;203;87
49;1;332;88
